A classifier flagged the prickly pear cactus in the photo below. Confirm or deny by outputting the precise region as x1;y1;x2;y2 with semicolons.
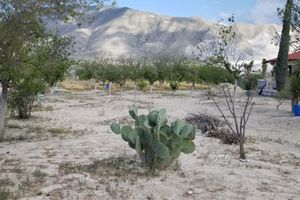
110;106;196;171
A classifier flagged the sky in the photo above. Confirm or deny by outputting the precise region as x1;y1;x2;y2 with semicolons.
116;0;286;24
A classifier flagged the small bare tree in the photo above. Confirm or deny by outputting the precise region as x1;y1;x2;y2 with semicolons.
190;15;256;159
211;84;255;160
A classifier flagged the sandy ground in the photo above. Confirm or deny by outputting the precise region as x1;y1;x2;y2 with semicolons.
0;88;299;200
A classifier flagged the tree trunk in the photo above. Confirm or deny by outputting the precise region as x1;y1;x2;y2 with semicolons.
159;80;164;93
239;140;246;160
134;82;137;104
0;82;8;138
109;82;112;95
262;59;267;79
275;0;293;91
150;84;153;93
234;79;238;88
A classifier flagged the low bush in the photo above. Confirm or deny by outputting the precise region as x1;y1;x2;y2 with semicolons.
8;76;46;119
291;66;300;106
198;65;235;84
137;80;147;92
170;81;179;94
239;74;263;90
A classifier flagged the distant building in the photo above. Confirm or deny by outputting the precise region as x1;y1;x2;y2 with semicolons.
265;50;300;76
258;51;300;96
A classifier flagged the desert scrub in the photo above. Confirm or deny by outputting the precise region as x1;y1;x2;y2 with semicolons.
32;168;48;183
169;81;179;95
137;80;147;92
0;178;16;200
59;156;144;177
111;106;196;172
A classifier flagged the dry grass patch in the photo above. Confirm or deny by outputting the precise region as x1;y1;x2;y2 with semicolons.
61;80;95;91
5;123;23;129
47;127;72;136
32;105;54;112
1;123;81;143
32;168;48;183
59;156;146;178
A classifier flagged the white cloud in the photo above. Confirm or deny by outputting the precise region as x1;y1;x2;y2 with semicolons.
249;0;285;24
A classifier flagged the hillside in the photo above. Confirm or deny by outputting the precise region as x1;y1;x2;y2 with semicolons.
47;7;280;66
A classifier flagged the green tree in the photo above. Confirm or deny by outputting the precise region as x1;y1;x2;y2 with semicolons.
76;61;99;80
291;61;300;109
33;35;73;86
277;0;300;51
153;58;170;89
167;59;187;94
141;63;158;93
126;58;143;98
0;0;114;136
184;61;200;90
275;0;294;91
116;64;130;93
95;59;110;86
198;65;234;84
8;69;46;119
8;35;72;119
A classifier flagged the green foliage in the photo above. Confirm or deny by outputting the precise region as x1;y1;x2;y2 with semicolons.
153;58;170;84
103;63;130;88
111;106;196;171
0;0;111;124
275;0;293;91
8;70;46;119
141;64;158;86
239;73;263;90
184;61;199;87
127;61;143;83
290;63;300;104
0;0;114;85
277;82;291;101
277;0;300;51
76;58;239;92
198;65;234;84
76;62;98;80
31;35;72;86
167;59;186;83
137;80;147;92
7;35;72;119
170;81;179;93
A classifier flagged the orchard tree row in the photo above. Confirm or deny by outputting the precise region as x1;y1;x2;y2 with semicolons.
75;58;236;93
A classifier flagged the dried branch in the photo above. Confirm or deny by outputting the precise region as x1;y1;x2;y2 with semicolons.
211;95;236;134
210;83;255;160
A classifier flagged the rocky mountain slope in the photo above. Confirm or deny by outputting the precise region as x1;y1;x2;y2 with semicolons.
47;7;280;66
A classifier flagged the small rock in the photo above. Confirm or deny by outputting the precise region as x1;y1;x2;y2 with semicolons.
179;172;186;178
187;190;193;195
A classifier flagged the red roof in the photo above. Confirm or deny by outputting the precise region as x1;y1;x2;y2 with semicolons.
267;51;300;65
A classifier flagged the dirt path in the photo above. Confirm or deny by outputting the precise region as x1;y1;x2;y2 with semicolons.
0;90;299;199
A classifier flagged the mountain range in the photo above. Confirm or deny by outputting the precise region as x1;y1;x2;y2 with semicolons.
47;7;281;68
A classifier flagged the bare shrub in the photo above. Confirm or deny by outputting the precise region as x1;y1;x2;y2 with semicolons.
186;113;238;144
210;83;255;160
